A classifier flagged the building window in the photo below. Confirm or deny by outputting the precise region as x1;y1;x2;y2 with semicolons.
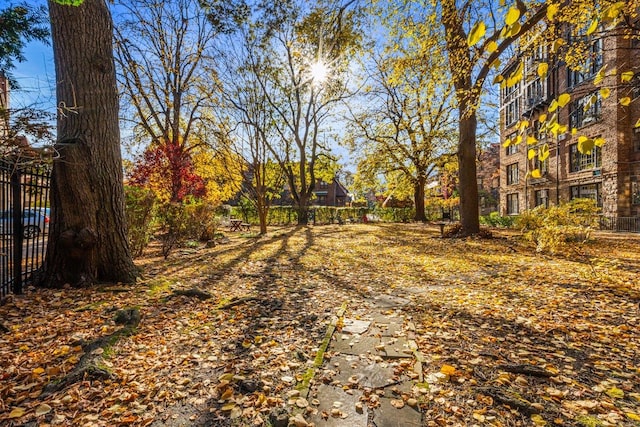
569;144;601;172
634;133;640;152
632;180;640;205
570;183;602;206
501;82;520;127
506;143;518;155
507;193;519;215
567;38;603;87
316;194;327;205
569;92;602;128
507;163;519;185
534;189;549;207
532;154;549;176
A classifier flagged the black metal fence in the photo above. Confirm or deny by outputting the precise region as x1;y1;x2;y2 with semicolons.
1;159;51;298
599;216;640;233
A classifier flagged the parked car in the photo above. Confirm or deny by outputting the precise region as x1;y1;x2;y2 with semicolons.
0;209;49;238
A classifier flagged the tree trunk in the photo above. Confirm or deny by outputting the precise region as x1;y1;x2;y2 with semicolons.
457;112;480;235
296;194;310;225
414;175;427;222
39;0;137;287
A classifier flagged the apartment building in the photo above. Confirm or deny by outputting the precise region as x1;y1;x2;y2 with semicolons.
499;27;640;218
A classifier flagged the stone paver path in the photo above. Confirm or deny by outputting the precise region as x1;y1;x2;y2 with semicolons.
306;294;423;427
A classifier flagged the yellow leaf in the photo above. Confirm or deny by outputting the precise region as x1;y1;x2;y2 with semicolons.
558;124;567;134
254;335;264;344
606;387;624;399
467;21;486;47
218;373;235;382
548;99;558;113
487;40;498;53
599;88;610;99
594;137;605;147
32;367;45;375
35;403;52;417
537;62;548;78
583;94;597;111
514;135;522;145
578;136;595;154
538;113;547;123
551;39;563;53
8;408;26;418
620;97;631;106
493;74;504;84
621;71;634;83
557;93;571;108
440;364;457;376
528;149;536;160
241;339;252;348
220;388;234;401
505;6;521;26
519;120;529;131
626;413;640;421
634;118;640;128
506;62;523;87
547;3;559;21
586;19;598;36
571;127;578;135
531;414;547;426
527;136;538;145
539;144;550;161
601;2;625;23
502;137;512;148
221;402;236;411
505;22;521;38
531;169;542;179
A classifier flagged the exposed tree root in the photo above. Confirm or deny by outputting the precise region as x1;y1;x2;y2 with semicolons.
41;308;140;398
496;364;554;377
218;296;258;309
477;386;540;415
171;287;212;300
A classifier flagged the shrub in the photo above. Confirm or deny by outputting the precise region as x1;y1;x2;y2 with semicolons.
480;211;517;228
124;186;157;257
156;198;220;258
517;199;600;254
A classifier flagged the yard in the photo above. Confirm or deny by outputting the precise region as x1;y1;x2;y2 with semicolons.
1;223;639;426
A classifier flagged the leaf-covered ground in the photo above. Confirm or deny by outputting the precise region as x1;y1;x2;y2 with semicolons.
1;223;639;426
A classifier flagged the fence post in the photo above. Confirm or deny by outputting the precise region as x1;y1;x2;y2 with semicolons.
11;168;23;294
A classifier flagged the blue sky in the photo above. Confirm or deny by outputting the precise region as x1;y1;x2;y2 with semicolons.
11;38;56;111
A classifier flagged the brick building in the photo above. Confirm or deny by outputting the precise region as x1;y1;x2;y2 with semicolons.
499;28;640;218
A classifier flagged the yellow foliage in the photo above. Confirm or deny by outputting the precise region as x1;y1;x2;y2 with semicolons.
557;93;571;108
620;97;631;106
621;71;634;83
546;3;559;21
599;88;610;99
505;6;520;26
467;21;486;47
531;169;541;178
537;62;548;78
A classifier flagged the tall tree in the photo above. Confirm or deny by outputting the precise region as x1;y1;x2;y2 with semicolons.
243;0;364;224
215;28;286;234
348;20;457;221
436;0;639;235
113;0;238;203
40;0;136;287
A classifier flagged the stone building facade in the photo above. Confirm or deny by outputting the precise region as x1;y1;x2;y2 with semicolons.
499;27;640;218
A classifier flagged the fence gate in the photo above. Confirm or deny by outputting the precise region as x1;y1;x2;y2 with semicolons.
1;159;52;298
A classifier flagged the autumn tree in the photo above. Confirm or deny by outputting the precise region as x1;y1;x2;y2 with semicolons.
431;0;640;235
40;0;137;287
231;0;364;225
347;15;457;221
0;2;53;152
212;28;285;234
113;0;242;203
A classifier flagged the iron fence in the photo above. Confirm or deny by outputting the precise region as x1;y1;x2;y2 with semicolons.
1;159;51;298
599;216;640;233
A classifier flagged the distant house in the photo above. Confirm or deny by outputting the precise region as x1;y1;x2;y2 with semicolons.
477;143;500;215
312;178;350;207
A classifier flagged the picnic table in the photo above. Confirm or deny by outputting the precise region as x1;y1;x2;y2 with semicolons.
229;219;250;232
